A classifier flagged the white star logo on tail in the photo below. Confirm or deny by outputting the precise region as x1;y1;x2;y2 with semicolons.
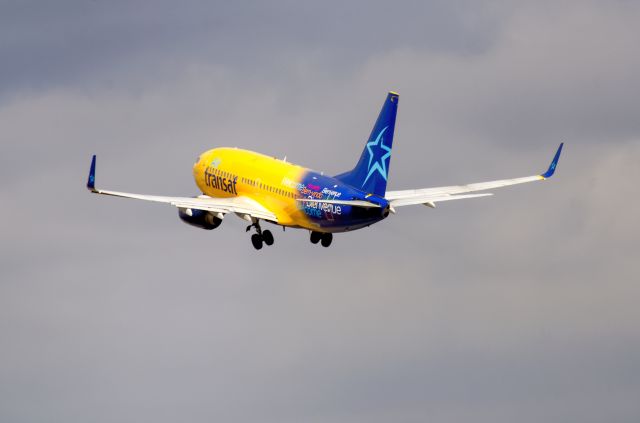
362;126;391;187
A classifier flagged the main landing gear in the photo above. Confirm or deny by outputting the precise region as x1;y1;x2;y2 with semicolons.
247;221;274;250
310;231;332;247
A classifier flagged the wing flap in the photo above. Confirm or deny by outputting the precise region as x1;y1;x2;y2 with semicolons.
171;196;277;221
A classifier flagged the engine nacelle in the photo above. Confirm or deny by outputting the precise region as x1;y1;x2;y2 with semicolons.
178;208;223;230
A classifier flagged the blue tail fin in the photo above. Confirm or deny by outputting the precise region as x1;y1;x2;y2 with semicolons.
335;92;398;196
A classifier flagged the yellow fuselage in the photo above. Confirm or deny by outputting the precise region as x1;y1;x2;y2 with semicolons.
192;147;389;233
194;148;309;227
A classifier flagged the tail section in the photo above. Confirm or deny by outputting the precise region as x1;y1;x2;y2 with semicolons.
335;92;398;196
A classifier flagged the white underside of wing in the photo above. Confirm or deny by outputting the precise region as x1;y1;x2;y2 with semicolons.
386;175;543;207
93;189;278;222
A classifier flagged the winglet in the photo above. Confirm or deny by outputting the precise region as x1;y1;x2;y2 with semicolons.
87;155;97;192
541;143;563;179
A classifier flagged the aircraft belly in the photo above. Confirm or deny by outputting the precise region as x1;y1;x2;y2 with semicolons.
293;212;383;233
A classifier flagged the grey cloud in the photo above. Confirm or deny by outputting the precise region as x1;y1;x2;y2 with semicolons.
2;1;640;422
0;0;500;99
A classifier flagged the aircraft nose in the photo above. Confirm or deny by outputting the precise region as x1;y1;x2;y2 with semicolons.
193;154;205;179
194;154;208;171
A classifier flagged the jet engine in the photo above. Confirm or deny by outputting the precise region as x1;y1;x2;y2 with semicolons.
178;208;223;230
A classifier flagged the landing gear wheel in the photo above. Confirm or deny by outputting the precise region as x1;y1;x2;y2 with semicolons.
321;233;333;247
262;230;274;246
310;231;321;244
251;233;263;250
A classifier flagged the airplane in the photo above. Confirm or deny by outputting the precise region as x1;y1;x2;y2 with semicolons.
86;92;563;250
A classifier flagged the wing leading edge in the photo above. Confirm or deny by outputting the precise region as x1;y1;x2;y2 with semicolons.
386;143;563;208
86;155;277;222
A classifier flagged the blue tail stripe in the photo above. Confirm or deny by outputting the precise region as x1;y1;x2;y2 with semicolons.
335;92;398;196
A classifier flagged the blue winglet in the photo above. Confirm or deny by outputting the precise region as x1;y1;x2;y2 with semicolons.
87;155;97;191
541;143;563;179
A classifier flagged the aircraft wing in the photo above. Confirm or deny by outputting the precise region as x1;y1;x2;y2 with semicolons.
386;143;563;208
86;156;277;222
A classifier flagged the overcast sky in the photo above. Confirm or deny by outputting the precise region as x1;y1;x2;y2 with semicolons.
1;1;639;422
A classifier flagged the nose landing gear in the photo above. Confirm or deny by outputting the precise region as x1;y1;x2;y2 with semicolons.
247;221;274;250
